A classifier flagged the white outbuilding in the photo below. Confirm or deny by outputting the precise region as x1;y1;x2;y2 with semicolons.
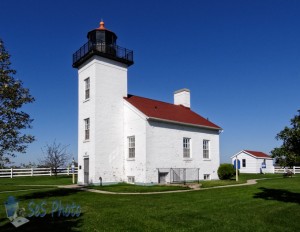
231;150;274;174
72;21;222;185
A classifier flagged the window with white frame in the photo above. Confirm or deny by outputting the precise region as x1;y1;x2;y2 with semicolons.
84;78;90;100
183;137;191;158
203;140;210;159
84;118;90;140
204;174;210;180
128;176;135;183
128;136;135;158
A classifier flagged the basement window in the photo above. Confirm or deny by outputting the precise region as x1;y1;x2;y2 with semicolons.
204;174;211;180
127;176;135;184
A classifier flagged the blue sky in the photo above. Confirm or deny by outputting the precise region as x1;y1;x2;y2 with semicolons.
1;0;299;165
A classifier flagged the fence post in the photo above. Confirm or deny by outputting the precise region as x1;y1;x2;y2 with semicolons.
31;168;33;176
67;167;70;176
50;168;52;176
293;166;295;174
11;168;13;178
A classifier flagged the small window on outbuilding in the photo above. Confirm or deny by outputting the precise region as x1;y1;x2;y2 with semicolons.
242;159;246;167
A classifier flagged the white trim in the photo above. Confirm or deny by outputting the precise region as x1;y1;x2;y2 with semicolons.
148;117;221;131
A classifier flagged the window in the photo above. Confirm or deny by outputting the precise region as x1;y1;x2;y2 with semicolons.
242;159;246;167
84;78;90;100
128;136;135;158
262;159;266;168
204;174;210;180
183;138;191;158
84;118;90;140
203;140;210;159
128;176;135;183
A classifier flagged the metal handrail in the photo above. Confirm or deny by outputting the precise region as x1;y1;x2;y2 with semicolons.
73;41;133;65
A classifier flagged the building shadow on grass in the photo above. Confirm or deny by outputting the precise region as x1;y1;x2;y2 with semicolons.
0;212;84;231
18;188;81;201
253;187;300;205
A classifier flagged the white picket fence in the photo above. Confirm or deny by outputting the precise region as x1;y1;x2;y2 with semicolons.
0;167;78;178
274;166;300;174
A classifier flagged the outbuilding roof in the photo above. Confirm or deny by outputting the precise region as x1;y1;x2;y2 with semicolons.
244;150;272;158
124;95;221;130
231;150;273;159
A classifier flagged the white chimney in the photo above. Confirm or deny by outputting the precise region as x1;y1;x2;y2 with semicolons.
174;88;190;108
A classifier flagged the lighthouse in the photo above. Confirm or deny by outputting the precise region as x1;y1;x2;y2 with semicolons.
73;21;134;185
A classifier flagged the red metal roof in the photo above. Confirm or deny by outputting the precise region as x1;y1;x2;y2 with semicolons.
244;150;271;158
124;95;221;130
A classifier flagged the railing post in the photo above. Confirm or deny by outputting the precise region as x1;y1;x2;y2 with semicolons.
67;167;70;176
11;168;13;178
31;168;34;176
50;168;52;176
293;166;295;174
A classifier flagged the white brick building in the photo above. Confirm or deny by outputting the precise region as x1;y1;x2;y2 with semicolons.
73;21;222;185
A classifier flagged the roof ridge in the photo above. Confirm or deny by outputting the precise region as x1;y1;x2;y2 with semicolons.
127;94;189;108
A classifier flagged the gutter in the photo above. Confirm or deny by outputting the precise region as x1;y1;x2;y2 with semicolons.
147;117;223;132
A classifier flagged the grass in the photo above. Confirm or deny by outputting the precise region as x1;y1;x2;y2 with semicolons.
0;175;75;185
87;183;190;193
0;176;74;192
200;173;284;188
0;176;299;231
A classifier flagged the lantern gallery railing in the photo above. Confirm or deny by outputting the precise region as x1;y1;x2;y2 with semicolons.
72;41;134;67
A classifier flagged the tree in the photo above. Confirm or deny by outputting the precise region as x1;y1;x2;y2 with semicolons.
39;141;71;175
271;110;300;167
0;39;35;168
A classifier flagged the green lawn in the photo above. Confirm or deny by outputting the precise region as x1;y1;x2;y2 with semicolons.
87;183;190;193
0;176;74;192
0;176;299;231
200;173;283;188
0;175;75;186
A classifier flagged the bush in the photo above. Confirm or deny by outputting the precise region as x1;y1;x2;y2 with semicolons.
218;164;235;180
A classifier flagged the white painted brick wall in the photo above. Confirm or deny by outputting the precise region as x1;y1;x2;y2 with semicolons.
77;56;128;184
124;102;147;183
146;120;220;183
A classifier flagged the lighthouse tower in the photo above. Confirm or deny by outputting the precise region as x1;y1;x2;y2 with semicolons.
73;21;134;185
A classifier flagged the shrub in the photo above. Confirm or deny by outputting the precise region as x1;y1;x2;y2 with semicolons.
218;164;235;180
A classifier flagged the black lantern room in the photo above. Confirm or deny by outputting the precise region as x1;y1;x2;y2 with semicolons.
87;21;117;46
73;21;133;68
